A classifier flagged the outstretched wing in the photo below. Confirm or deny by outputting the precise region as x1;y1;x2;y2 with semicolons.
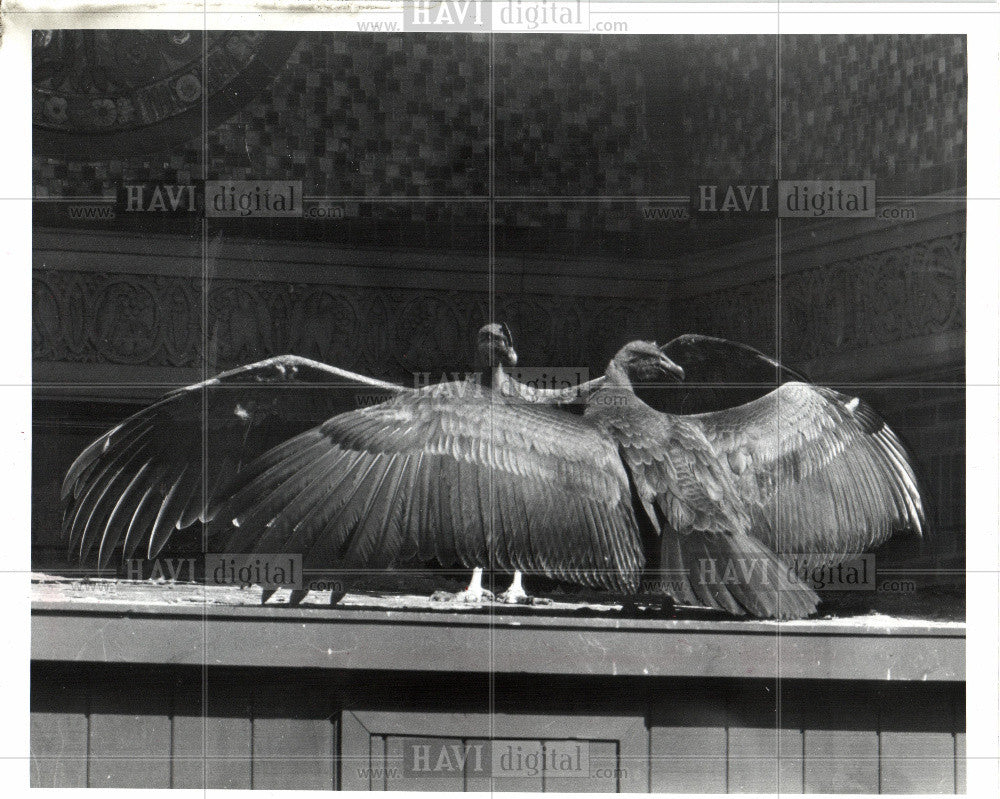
649;334;811;414
592;391;819;619
212;385;643;592
62;355;406;566
690;382;925;562
662;334;810;385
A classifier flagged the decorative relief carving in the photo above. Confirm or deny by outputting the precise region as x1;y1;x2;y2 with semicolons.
678;232;964;366
31;30;295;135
294;289;361;368
780;233;964;363
206;283;275;368
684;280;776;356
162;282;198;366
31;272;478;382
33;30;221;133
495;294;664;371
93;280;162;364
391;294;471;376
31;278;62;362
32;231;964;381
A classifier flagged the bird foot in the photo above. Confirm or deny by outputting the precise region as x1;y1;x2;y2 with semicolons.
497;586;532;605
456;584;495;602
430;587;495;603
260;588;309;606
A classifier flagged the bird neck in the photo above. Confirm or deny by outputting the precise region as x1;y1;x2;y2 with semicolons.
468;358;506;390
604;359;633;389
586;359;639;417
489;363;508;390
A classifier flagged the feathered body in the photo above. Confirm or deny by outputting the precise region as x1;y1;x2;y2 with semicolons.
61;335;925;620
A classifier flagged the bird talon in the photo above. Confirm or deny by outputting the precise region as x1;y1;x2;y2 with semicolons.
498;587;531;605
430;587;494;603
457;587;494;603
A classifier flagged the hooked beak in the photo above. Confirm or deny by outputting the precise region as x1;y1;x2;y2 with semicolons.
659;353;684;382
505;345;518;367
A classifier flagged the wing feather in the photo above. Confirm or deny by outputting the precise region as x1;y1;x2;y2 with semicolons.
279;450;370;554
97;461;154;568
365;453;415;566
476;457;505;572
214;387;643;590
72;443;153;560
263;448;361;551
337;454;399;566
243;449;346;552
66;428;155;556
396;452;426;563
692;382;925;561
305;453;385;563
148;465;196;559
62;355;408;564
222;433;340;530
122;467;170;561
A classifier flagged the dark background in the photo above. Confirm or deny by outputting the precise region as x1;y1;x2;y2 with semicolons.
32;32;965;573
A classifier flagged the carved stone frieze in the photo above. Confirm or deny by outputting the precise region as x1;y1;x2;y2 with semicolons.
32;231;964;383
677;232;965;367
33;271;664;383
780;233;964;363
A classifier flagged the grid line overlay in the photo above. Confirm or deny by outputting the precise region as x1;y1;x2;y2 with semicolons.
774;15;785;797
200;9;211;795
26;10;979;794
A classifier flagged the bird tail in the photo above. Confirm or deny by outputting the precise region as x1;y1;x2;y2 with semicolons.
653;529;820;620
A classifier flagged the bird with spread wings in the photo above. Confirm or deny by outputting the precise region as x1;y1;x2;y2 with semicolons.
62;329;924;618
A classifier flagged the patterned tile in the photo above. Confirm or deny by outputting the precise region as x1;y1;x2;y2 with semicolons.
33;33;966;243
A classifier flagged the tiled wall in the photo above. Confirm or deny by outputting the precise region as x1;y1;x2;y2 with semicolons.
648;35;778;192
213;34;490;197
494;35;646;196
661;34;967;196
780;34;967;196
34;33;966;247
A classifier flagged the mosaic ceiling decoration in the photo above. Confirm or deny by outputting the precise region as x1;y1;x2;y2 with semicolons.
33;30;301;157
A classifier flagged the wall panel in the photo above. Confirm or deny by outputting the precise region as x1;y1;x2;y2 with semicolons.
170;680;253;789
29;681;88;788
87;683;172;788
251;683;336;790
800;685;880;793
649;685;728;792
880;685;958;793
30;663;965;792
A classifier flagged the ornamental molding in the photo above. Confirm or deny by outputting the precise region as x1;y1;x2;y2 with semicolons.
32;270;668;387
33;214;964;392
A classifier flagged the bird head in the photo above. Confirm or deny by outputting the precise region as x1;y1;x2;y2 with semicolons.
613;340;685;384
476;323;518;368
